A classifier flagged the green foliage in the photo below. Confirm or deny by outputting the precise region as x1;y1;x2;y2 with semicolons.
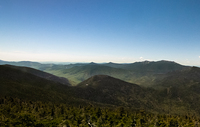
0;60;189;87
2;65;200;117
2;63;200;124
1;96;200;126
44;61;186;86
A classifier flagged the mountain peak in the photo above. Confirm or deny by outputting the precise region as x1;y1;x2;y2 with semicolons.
77;75;140;89
89;62;97;65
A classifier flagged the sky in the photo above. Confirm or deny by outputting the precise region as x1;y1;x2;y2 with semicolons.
0;0;200;66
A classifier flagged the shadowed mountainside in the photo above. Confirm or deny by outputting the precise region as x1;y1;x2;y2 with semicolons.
76;73;200;115
0;65;160;113
154;66;200;88
0;65;75;103
1;65;200;115
0;60;189;86
3;65;70;85
76;75;159;110
44;61;189;86
0;65;100;107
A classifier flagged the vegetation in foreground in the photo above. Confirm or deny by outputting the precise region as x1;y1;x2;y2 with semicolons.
1;96;200;127
1;62;200;126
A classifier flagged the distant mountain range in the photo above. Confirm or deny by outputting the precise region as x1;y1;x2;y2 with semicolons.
1;60;200;115
0;60;189;86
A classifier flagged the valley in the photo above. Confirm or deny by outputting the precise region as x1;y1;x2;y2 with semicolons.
1;60;200;126
0;60;188;86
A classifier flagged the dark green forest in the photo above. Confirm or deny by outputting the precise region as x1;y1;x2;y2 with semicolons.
1;96;200;127
1;60;200;126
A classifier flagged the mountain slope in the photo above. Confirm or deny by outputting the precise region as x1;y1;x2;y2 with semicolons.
76;75;160;111
3;65;70;85
0;59;66;71
0;65;127;107
46;64;130;85
76;75;199;115
0;60;189;87
104;60;186;72
0;65;159;111
45;60;188;86
0;65;86;105
1;65;200;115
153;66;200;88
149;66;200;115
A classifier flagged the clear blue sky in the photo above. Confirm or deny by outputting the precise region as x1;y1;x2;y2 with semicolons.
1;0;200;66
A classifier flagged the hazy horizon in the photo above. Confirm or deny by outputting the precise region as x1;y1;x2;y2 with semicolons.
2;59;200;67
1;0;200;66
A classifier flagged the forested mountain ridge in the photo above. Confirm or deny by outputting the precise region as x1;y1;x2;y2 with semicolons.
103;60;186;73
1;65;200;115
0;65;75;103
1;64;200;126
0;60;189;86
76;74;200;116
0;65;158;110
76;75;159;110
153;66;200;88
2;65;70;85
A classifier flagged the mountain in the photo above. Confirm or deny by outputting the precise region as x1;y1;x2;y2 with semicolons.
0;65;158;110
104;60;186;73
3;65;70;85
61;64;130;85
147;66;200;115
69;74;200;115
35;59;188;85
2;65;126;108
74;66;200;115
45;60;188;86
0;59;67;71
153;66;200;88
0;60;41;68
0;64;157;109
1;64;200;115
43;64;130;85
0;65;68;101
76;75;161;111
1;65;200;127
0;60;190;87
